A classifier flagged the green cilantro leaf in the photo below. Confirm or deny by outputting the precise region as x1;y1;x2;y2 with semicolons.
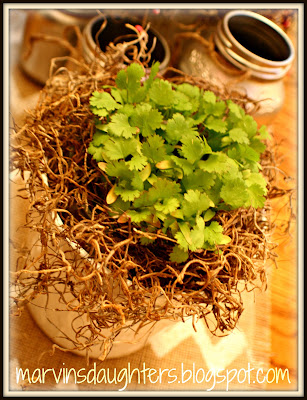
244;171;268;193
258;125;270;140
87;142;104;161
189;216;206;251
227;144;260;164
236;114;258;138
103;137;139;160
94;122;108;132
113;170;144;202
117;104;135;117
220;178;249;208
181;170;215;191
114;185;141;202
90;106;109;117
131;172;144;191
205;115;228;133
110;196;131;213
196;91;226;118
127;209;152;223
203;91;216;103
203;221;231;247
176;217;206;252
149;79;174;107
208;101;226;117
228;128;250;144
175;222;193;250
154;197;180;214
90;91;121;111
249;138;266;154
165;114;197;144
115;63;145;103
198;152;239;175
106;113;138;138
110;88;123;104
177;83;200;99
106;160;134;180
245;184;266;209
169;245;189;263
227;100;245;120
203;209;216;222
176;83;200;113
130;103;163;136
142;134;167;163
143;61;160;91
91;131;109;147
172;91;193;112
147;178;181;203
180;136;212;164
126;154;148;171
134;178;181;208
171;156;194;176
181;189;213;218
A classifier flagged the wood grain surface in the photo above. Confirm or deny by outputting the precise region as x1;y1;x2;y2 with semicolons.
264;28;299;390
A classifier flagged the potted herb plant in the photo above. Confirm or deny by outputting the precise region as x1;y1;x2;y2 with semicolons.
87;62;269;261
11;29;279;361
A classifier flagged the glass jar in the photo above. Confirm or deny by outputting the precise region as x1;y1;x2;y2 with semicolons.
20;10;98;84
178;10;295;125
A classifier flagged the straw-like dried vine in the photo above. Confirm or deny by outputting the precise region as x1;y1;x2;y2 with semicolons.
10;22;294;361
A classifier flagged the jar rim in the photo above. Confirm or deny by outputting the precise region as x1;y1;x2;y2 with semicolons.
217;10;295;79
82;14;170;72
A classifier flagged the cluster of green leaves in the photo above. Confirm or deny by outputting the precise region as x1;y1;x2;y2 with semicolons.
88;62;269;263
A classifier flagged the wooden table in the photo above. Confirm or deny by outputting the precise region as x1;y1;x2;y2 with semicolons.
265;52;299;390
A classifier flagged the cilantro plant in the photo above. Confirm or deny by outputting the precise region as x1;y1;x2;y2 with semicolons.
88;62;269;263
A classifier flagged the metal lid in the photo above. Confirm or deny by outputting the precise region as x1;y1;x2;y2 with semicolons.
60;10;100;18
39;9;99;25
215;10;295;80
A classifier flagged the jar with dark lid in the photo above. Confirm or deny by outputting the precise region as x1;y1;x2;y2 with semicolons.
178;10;295;124
82;14;171;74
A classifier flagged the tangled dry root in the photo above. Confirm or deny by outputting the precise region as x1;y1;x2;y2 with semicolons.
10;23;294;361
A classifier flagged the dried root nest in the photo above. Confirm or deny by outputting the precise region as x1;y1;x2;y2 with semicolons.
10;24;294;360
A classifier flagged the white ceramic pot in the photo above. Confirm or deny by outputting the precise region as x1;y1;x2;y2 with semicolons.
27;277;175;360
10;170;178;360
